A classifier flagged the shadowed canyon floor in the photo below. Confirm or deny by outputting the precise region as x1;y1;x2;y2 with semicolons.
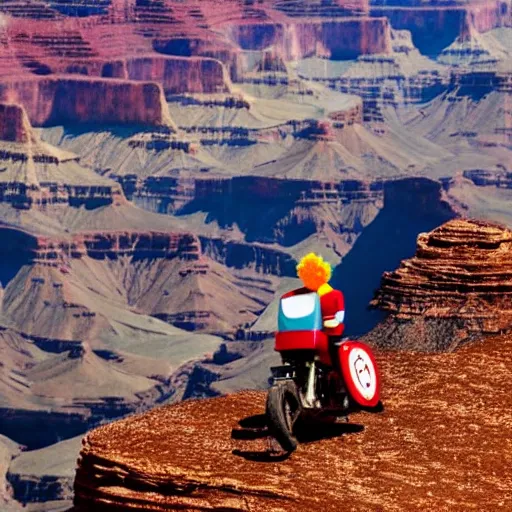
72;333;512;511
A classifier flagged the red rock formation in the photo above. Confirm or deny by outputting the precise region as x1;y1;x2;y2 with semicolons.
0;77;173;127
0;1;392;78
124;56;229;94
0;104;33;143
368;219;512;349
72;331;512;510
226;18;391;60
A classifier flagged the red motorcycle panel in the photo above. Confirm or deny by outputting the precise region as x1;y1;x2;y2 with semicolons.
339;341;380;407
275;330;331;365
275;330;329;352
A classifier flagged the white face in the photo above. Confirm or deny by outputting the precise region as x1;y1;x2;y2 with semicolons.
281;293;317;319
348;348;377;401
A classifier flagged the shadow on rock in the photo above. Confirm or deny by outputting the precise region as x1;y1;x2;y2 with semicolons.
231;414;268;441
232;413;364;461
232;448;292;462
295;419;364;444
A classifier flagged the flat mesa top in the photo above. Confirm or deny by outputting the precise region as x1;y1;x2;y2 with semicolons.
75;334;512;511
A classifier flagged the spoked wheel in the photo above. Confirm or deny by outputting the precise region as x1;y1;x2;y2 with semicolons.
265;380;302;452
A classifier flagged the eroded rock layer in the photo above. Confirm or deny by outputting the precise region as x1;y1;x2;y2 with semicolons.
370;219;512;347
72;332;512;511
0;78;173;127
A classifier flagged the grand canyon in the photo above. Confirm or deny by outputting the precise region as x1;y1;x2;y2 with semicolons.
0;0;510;510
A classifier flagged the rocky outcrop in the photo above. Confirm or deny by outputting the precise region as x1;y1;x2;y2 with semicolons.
72;332;512;510
0;435;21;509
369;219;512;350
371;0;511;56
464;169;512;188
227;17;391;60
0;78;174;127
7;436;81;504
0;104;33;144
0;103;128;210
0;182;123;211
95;56;231;95
124;56;230;95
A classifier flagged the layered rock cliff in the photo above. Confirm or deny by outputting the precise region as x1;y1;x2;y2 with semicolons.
226;17;391;61
371;0;511;56
0;78;174;127
72;331;512;510
0;104;33;144
6;436;81;504
368;219;512;350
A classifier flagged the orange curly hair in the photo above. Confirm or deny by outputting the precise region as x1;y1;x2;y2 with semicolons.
296;253;332;291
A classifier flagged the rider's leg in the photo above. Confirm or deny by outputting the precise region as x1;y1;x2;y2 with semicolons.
328;335;342;373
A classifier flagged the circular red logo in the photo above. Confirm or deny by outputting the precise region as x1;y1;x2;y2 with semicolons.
339;341;380;407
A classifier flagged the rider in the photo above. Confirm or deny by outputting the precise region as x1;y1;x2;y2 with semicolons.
296;253;345;369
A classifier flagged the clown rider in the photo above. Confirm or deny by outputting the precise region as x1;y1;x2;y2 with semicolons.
296;253;345;368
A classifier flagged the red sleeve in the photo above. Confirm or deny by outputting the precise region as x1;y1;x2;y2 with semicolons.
321;290;344;320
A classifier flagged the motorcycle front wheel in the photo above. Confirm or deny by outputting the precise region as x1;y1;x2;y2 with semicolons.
265;380;302;452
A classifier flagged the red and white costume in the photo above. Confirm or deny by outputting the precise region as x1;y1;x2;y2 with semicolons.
318;283;345;337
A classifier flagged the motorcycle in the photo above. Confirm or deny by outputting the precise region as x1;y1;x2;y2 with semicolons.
266;287;381;452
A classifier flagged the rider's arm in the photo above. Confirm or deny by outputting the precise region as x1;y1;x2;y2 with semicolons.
322;291;345;328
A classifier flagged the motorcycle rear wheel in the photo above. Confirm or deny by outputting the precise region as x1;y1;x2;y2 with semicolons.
266;380;302;452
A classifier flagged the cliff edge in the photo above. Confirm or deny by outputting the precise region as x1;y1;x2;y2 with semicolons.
72;333;512;511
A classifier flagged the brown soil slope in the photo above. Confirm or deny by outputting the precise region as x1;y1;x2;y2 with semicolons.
73;334;512;511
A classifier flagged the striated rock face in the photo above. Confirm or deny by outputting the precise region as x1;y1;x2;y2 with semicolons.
0;78;173;127
371;0;511;56
227;17;391;60
0;102;129;211
124;57;230;95
0;104;33;143
369;219;512;349
40;230;200;262
72;332;512;510
0;226;280;337
0;227;199;263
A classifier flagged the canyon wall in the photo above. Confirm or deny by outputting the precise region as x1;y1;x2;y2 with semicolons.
371;1;511;55
226;18;391;60
0;78;173;127
124;57;230;95
0;228;200;263
0;104;32;143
